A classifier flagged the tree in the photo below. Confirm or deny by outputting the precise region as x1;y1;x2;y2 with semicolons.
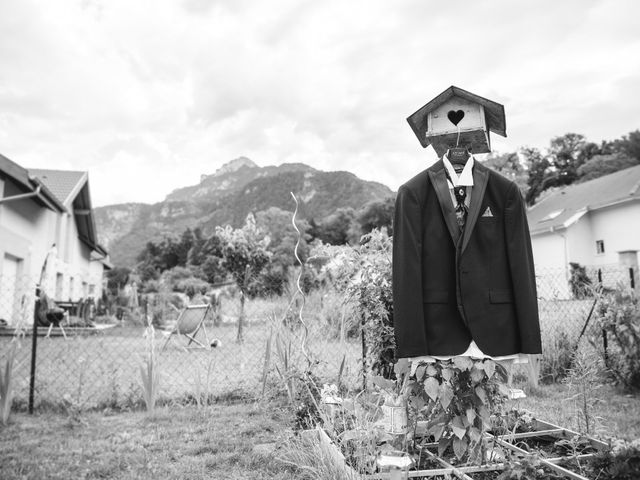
358;197;395;236
216;213;271;342
483;152;528;198
522;147;551;205
576;153;638;183
315;208;359;245
546;133;587;187
105;267;131;296
614;129;640;162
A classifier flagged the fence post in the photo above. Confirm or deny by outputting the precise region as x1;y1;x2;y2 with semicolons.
361;312;367;391
630;267;636;290
28;292;39;414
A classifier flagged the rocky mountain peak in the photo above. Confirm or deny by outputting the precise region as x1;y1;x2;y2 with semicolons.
211;157;257;177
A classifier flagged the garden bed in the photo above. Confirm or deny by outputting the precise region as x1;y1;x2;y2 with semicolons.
309;416;611;480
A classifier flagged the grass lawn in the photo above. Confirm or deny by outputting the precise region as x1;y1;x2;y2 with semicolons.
0;401;298;480
2;384;639;480
513;382;640;441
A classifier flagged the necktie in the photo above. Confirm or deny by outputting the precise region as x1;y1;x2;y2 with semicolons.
453;186;468;230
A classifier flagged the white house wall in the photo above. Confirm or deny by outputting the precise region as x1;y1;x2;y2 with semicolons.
588;202;640;265
0;193;56;326
0;185;106;325
530;231;571;299
565;215;594;265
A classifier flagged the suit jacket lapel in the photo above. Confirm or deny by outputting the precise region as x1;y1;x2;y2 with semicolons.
428;167;460;247
461;163;489;254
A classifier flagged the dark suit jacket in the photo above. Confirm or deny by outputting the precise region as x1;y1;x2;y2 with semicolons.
392;160;541;358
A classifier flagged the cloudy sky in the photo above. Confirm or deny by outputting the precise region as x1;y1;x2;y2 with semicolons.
1;0;639;206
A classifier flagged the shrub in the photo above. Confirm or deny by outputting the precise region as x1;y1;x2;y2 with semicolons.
569;262;593;299
590;289;640;391
539;330;575;384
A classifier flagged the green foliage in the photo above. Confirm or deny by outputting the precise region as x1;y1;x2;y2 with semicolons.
216;213;271;292
0;342;17;425
140;323;160;413
311;229;395;377
539;330;575;385
522;147;551;206
401;357;509;464
577;152;638;183
496;454;564;479
105;267;131;295
569;262;593;299
483;152;529;198
587;441;640;480
591;289;640;390
357;197;395;236
310;208;360;246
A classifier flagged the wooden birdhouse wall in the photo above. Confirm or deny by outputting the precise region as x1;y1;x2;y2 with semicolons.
425;98;491;155
428;98;486;135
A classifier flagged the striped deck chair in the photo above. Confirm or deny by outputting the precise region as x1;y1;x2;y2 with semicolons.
161;304;212;351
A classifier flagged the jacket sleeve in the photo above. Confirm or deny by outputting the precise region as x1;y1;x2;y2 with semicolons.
505;183;542;354
392;184;428;357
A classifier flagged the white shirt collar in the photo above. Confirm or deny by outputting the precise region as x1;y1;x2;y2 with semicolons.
443;152;474;188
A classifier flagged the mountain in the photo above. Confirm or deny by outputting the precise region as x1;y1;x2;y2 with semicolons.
94;158;394;267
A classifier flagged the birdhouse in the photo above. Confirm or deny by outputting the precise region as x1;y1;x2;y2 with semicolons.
406;86;506;157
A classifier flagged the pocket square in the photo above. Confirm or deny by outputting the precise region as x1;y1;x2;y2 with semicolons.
482;206;493;217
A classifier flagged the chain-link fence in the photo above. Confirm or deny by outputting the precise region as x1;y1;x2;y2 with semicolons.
1;262;637;410
0;274;363;410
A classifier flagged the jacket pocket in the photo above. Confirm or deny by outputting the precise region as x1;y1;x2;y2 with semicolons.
423;290;450;303
489;289;514;303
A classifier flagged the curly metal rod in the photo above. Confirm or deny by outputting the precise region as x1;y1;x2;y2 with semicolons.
290;192;310;365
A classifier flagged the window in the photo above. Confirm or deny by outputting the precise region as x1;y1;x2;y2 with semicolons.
596;240;605;255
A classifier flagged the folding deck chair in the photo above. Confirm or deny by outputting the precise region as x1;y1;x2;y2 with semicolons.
161;304;212;351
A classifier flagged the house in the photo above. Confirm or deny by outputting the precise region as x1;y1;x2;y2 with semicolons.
0;153;110;327
527;164;640;298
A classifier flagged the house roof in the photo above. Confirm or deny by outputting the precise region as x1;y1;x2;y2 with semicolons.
528;164;640;235
0;153;65;212
28;169;87;207
407;85;507;149
28;168;107;257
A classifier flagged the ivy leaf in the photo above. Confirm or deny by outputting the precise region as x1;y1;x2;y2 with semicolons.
426;364;438;377
470;366;484;383
424;377;440;401
409;394;426;411
439;383;454;410
372;376;396;392
441;367;454;382
438;436;452;457
452;415;467;439
428;423;445;441
453;437;469;461
497;383;511;398
475;385;488;405
415;364;426;381
468;426;482;443
394;358;410;377
477;405;491;425
466;407;476;426
483;360;496;379
453;357;473;371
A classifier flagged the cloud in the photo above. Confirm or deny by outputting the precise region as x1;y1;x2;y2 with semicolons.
0;0;638;205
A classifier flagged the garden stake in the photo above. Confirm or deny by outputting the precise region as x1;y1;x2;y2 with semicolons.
28;293;38;414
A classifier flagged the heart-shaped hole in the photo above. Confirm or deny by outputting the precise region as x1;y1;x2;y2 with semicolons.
447;110;465;126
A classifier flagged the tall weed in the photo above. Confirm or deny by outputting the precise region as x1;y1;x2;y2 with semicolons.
0;342;17;425
140;322;160;413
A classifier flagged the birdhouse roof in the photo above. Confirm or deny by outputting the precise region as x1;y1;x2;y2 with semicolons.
407;85;507;148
